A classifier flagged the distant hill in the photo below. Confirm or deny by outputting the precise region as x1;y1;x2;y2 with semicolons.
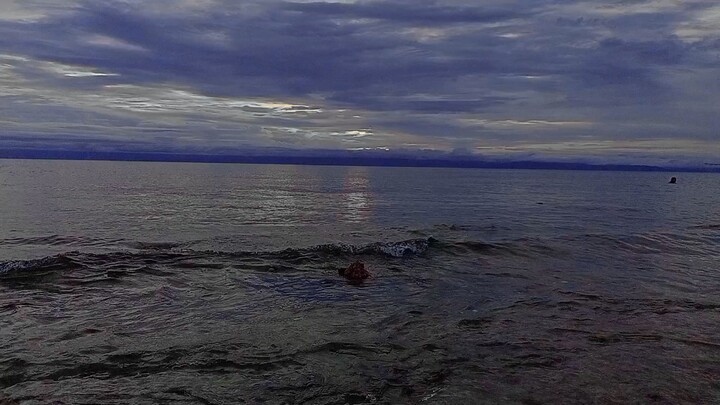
1;148;718;173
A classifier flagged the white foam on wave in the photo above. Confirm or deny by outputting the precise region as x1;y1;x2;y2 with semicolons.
0;255;71;276
304;237;433;258
370;238;432;257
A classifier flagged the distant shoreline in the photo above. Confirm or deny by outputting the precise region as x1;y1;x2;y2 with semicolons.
1;150;718;173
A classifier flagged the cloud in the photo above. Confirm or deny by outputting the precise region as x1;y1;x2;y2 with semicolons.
0;0;718;162
281;1;526;25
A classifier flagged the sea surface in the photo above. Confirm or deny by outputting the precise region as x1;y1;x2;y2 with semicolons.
1;159;719;404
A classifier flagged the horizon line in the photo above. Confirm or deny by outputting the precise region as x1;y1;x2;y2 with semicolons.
1;149;718;173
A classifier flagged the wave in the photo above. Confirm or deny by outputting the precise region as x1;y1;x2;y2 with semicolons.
689;223;720;230
2;228;717;281
0;255;79;277
567;232;719;256
301;238;434;258
123;241;185;250
431;238;563;258
0;238;435;279
0;234;123;247
0;234;564;283
214;237;562;260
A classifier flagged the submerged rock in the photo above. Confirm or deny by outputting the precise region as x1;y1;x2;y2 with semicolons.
339;261;370;280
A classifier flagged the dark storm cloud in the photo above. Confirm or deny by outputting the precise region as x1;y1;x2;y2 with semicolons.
0;2;680;97
0;0;719;160
281;1;526;24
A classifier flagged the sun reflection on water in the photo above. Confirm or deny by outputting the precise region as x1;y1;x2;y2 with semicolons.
342;167;373;223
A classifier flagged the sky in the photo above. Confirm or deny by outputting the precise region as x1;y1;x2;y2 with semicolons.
0;0;719;165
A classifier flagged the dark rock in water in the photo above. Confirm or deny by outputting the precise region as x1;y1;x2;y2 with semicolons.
669;176;677;184
339;261;370;280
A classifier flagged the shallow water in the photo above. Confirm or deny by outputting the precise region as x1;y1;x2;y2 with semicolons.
1;160;719;404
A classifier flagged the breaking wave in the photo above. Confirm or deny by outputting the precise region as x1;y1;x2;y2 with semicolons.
2;228;718;280
302;238;435;258
0;255;80;277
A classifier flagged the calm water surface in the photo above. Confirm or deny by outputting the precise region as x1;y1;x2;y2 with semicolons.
1;160;719;404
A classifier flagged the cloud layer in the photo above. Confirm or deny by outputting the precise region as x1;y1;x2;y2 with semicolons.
0;0;719;163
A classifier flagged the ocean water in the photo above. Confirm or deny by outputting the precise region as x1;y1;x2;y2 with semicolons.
1;159;719;404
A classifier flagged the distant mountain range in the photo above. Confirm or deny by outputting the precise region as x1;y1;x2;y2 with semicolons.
1;148;719;173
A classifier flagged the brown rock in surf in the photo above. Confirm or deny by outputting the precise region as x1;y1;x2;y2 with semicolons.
339;261;370;280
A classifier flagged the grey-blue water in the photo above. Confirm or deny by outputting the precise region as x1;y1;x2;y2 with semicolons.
1;160;719;404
